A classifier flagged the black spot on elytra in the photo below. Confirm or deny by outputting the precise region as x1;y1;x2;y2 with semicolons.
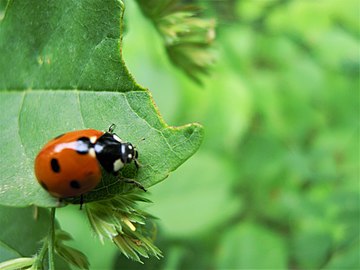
40;181;48;191
50;158;60;173
70;180;81;189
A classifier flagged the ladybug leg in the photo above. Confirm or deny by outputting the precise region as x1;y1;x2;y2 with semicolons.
134;150;141;170
134;159;141;170
56;198;63;207
123;178;147;192
79;195;84;210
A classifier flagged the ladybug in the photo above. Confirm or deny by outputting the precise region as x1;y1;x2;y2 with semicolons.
34;124;143;199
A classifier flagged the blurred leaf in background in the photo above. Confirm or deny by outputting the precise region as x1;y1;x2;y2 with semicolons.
134;0;217;83
112;0;359;269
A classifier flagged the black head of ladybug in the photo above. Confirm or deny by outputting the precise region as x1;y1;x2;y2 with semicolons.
120;142;139;167
94;133;140;174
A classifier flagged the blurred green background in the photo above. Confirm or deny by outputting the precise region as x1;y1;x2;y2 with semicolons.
57;0;359;269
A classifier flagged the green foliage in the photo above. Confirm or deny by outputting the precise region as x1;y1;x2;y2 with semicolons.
135;0;216;83
0;0;203;208
0;206;72;270
0;0;358;269
0;0;204;268
0;206;50;261
0;0;134;91
216;223;287;268
85;192;162;263
54;230;89;269
115;0;359;269
0;258;35;270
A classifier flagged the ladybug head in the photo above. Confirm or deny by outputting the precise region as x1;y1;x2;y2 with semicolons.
121;142;139;167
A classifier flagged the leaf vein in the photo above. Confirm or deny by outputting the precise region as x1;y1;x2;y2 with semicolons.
75;89;85;129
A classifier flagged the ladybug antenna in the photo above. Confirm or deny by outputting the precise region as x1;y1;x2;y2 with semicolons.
108;123;116;133
136;137;146;145
134;156;140;169
132;139;144;169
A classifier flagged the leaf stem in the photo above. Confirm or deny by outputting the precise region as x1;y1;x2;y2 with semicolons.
33;240;48;269
48;207;56;270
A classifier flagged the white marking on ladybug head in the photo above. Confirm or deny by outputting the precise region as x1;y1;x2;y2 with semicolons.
113;159;124;172
121;144;126;155
128;154;132;159
90;136;97;144
128;145;133;150
113;134;122;142
89;148;96;158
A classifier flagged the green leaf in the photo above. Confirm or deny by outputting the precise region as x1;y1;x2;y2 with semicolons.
324;242;360;269
0;207;73;268
0;0;8;21
0;206;51;260
135;0;216;83
150;151;238;237
54;230;90;270
216;222;288;269
0;0;135;91
0;0;203;207
0;205;70;269
0;257;35;270
291;230;333;269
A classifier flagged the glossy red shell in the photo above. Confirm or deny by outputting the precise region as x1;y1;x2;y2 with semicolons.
34;129;104;198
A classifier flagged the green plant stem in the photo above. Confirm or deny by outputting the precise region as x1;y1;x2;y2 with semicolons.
48;208;56;270
33;240;48;269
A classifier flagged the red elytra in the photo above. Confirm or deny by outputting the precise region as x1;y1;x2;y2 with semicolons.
34;129;104;198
